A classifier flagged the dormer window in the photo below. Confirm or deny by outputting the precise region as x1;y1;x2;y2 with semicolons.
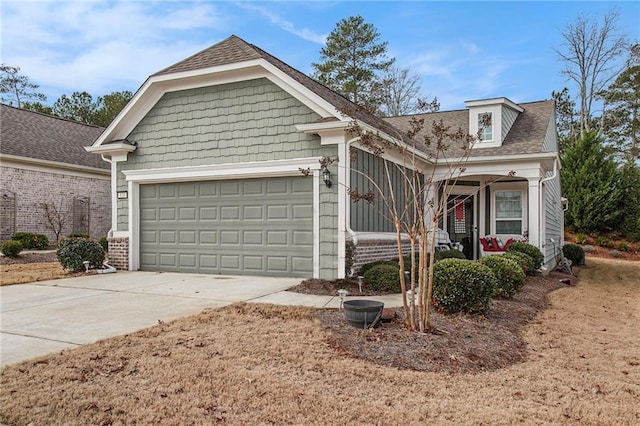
478;112;493;142
465;97;524;149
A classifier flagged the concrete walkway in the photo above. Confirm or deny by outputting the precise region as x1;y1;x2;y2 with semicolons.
0;271;403;367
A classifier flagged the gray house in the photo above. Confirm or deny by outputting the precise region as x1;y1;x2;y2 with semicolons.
0;105;110;243
88;35;563;279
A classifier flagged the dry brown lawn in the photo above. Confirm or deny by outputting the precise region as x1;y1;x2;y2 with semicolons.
0;262;67;286
1;257;639;425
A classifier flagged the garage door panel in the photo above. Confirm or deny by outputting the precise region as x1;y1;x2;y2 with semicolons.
139;176;313;277
267;205;288;219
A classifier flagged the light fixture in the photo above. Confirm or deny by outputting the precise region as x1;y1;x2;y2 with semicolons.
322;166;332;188
337;289;348;309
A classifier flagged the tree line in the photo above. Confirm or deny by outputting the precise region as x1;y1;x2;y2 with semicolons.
0;64;132;128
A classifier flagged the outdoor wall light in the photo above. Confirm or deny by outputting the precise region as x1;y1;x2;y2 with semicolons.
322;166;332;188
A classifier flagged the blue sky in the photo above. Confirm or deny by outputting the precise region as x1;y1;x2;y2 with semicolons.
2;1;638;111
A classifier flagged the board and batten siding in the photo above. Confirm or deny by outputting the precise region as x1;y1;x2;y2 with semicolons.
350;148;413;233
117;77;338;278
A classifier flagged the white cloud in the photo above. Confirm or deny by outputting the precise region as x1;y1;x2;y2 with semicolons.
234;2;326;44
1;1;231;99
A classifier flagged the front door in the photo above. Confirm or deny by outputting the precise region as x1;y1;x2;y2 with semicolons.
446;194;476;259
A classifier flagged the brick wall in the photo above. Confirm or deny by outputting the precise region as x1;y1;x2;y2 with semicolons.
0;166;110;243
107;237;128;270
350;238;415;274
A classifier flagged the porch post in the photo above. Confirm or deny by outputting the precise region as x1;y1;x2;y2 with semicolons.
527;178;540;248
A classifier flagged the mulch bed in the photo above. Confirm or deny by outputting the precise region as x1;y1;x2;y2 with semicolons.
289;278;394;296
306;273;570;374
0;251;58;265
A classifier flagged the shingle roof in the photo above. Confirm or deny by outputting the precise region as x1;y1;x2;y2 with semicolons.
384;100;555;158
154;35;401;137
0;104;108;170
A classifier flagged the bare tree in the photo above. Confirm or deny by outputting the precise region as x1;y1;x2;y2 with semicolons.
343;110;503;331
41;201;69;243
0;64;47;108
377;66;434;117
555;11;627;133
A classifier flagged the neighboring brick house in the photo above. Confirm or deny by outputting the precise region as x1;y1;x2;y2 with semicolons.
0;104;110;243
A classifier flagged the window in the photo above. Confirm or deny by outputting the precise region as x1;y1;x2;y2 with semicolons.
478;112;493;141
495;190;522;234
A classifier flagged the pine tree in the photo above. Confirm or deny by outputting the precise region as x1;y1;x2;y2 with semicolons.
561;131;624;232
312;15;394;107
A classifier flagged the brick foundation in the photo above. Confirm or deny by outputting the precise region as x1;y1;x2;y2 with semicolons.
107;237;129;270
350;238;415;274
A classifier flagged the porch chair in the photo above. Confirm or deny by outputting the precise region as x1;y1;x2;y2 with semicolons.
429;228;464;253
479;236;514;257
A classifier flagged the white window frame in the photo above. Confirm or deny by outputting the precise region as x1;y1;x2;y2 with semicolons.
478;112;493;142
491;182;527;237
469;105;502;148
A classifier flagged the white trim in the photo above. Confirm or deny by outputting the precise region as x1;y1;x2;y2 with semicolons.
0;154;110;178
465;97;524;113
93;58;345;147
124;157;323;183
85;143;137;157
124;157;323;276
313;170;320;278
490;181;528;238
337;142;347;278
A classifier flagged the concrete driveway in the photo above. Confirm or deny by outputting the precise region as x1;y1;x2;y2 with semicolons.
0;271;300;367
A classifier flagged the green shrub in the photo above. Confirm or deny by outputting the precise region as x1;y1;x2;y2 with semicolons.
507;241;544;271
98;236;109;252
432;259;497;314
56;237;105;271
2;240;23;258
363;263;401;293
562;244;585;266
479;255;526;298
68;233;90;239
345;241;355;276
616;241;630;252
359;260;398;276
502;251;535;275
574;233;587;244
437;249;466;260
594;236;612;248
11;232;49;250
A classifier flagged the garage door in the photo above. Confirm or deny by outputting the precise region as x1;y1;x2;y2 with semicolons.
139;176;313;277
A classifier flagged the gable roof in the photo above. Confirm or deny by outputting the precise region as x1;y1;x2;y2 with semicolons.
153;35;400;137
0;104;108;170
384;100;556;159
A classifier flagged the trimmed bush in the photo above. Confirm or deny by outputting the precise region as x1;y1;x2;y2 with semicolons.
359;260;398;276
574;233;587;244
11;232;49;250
56;237;105;271
479;255;526;298
437;249;466;260
68;233;90;239
433;258;497;314
562;244;585;266
507;241;544;271
98;237;109;252
363;263;401;293
502;251;535;275
2;240;23;258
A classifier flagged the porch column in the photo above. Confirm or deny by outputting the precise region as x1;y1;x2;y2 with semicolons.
527;178;540;248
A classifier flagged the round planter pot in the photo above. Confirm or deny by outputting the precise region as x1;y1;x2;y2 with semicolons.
343;300;384;329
